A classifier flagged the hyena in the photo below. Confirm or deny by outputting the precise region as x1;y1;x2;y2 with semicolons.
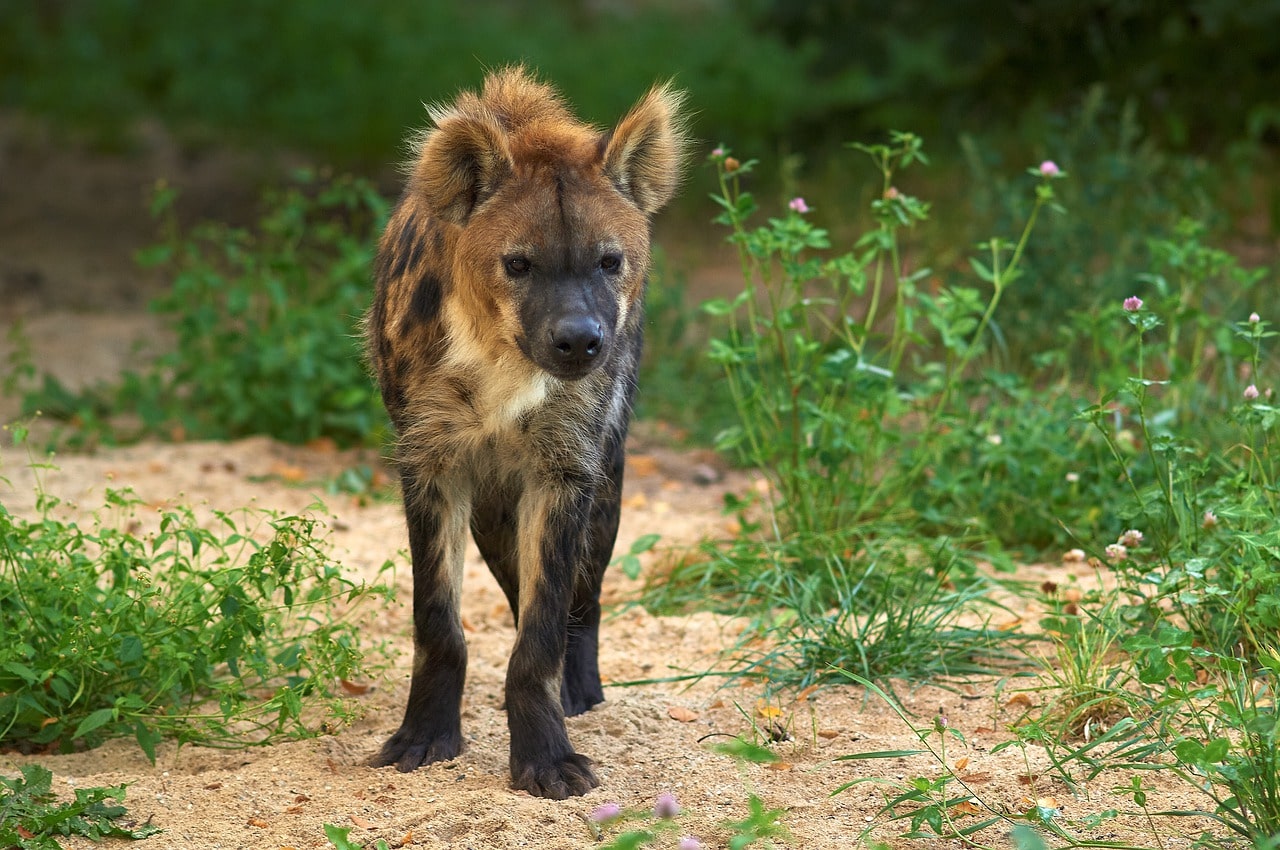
365;68;686;799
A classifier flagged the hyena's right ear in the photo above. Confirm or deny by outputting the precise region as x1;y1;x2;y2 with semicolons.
410;104;512;225
601;83;689;216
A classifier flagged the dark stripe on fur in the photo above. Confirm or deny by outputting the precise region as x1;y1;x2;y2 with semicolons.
409;272;443;325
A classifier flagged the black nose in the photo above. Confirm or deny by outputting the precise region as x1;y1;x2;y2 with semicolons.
550;316;603;361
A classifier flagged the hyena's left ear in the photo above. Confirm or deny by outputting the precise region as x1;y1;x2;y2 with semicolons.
601;83;689;215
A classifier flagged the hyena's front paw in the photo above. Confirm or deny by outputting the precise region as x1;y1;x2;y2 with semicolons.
370;724;464;773
510;751;599;799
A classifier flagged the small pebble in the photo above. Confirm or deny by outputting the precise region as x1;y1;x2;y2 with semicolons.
691;463;722;485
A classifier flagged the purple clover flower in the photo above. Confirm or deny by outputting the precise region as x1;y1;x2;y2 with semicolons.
591;803;622;823
654;792;680;819
1123;296;1143;312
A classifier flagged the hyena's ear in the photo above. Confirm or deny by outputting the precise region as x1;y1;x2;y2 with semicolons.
411;105;512;225
601;83;689;215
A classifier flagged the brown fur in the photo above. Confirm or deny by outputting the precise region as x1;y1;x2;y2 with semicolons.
365;67;687;799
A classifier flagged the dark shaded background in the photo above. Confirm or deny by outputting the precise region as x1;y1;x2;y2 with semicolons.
4;0;1279;166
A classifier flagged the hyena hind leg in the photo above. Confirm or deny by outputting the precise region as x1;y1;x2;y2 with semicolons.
471;491;523;625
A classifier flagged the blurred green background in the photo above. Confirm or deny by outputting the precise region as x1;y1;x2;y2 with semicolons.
4;0;1278;167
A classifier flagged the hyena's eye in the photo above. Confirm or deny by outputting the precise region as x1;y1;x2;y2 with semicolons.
599;253;623;275
504;256;532;277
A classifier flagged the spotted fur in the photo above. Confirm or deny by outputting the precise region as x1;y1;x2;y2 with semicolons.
365;67;687;799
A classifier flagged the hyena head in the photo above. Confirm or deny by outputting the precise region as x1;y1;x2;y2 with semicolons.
407;67;687;381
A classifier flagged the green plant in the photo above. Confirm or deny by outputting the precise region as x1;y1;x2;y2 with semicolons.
1166;649;1280;844
0;1;845;164
648;137;1060;684
20;171;390;448
974;279;1278;849
1043;290;1278;846
0;428;393;758
835;674;1007;844
706;134;1062;556
634;252;738;444
1080;296;1276;656
324;823;391;850
0;764;160;849
662;537;1030;687
1021;627;1280;848
960;87;1217;370
1029;587;1138;744
611;533;661;581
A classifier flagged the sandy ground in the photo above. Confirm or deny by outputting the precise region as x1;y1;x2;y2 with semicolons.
0;432;1224;850
0;118;1228;850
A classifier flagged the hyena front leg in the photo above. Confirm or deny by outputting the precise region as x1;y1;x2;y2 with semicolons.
560;435;625;716
371;470;470;772
506;485;600;799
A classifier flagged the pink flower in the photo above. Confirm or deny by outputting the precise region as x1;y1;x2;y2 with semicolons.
1119;529;1144;548
1063;548;1086;563
1249;312;1261;324
710;146;725;158
788;197;810;214
1105;543;1127;563
1244;384;1260;401
654;792;680;819
1123;296;1143;312
1039;160;1061;177
591;803;622;823
1203;510;1218;529
679;839;704;850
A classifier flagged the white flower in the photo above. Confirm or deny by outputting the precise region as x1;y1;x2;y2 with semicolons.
1119;529;1143;548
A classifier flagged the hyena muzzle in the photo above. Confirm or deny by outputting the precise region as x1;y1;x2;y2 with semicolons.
365;68;686;799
